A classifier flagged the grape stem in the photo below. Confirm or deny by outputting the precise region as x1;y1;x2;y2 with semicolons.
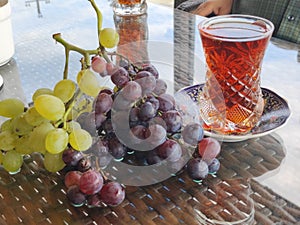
52;0;106;79
53;33;99;79
88;0;103;47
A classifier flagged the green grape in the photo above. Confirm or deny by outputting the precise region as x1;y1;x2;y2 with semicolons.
24;106;49;126
0;130;18;151
1;119;13;132
66;121;81;133
29;122;55;154
34;94;65;121
69;128;92;151
77;69;102;97
15;135;33;155
100;28;119;48
32;88;54;102
11;113;34;136
53;79;77;103
2;151;23;174
43;152;65;172
76;70;85;84
45;128;69;154
0;152;3;164
0;98;25;118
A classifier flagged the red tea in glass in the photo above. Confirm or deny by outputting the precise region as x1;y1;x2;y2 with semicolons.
114;14;149;64
118;0;142;5
198;15;274;134
113;0;147;16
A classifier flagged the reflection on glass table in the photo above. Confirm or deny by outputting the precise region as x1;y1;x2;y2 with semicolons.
24;0;50;17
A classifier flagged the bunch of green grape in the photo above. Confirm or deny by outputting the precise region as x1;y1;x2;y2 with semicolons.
0;0;121;175
0;73;107;174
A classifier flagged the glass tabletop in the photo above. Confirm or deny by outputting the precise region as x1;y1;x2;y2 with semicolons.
0;0;300;224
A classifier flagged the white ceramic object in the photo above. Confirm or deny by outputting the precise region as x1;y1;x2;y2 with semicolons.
0;1;14;66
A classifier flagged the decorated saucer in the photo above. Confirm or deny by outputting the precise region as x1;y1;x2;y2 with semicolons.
179;84;291;142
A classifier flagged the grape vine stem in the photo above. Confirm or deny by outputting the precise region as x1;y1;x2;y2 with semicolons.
52;0;106;79
53;33;99;79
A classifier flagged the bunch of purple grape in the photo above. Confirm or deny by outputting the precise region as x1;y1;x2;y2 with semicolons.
187;137;221;182
62;148;125;207
91;59;187;167
62;58;221;208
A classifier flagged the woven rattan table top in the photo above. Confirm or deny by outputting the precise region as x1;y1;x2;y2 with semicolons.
1;0;300;224
0;134;299;225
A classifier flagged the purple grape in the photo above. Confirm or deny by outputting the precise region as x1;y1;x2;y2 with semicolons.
95;113;107;129
121;81;142;101
208;158;220;174
62;148;84;167
111;110;129;132
138;101;157;121
182;122;204;146
145;95;159;111
131;124;150;139
79;170;104;195
108;137;127;160
91;56;107;74
95;92;113;114
87;194;102;208
64;170;82;188
153;79;167;95
99;182;125;207
111;67;130;88
198;137;221;164
99;88;113;95
157;93;175;112
67;185;86;207
146;124;167;148
148;116;167;129
161;110;182;133
186;158;209;181
141;64;159;78
129;107;140;123
100;119;114;135
135;70;153;80
156;139;182;162
135;75;156;96
112;94;132;111
106;63;118;76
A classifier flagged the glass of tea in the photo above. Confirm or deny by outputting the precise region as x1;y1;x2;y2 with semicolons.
113;0;147;16
198;15;274;135
114;13;149;64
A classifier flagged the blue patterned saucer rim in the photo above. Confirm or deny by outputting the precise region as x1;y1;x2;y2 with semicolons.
179;84;291;142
